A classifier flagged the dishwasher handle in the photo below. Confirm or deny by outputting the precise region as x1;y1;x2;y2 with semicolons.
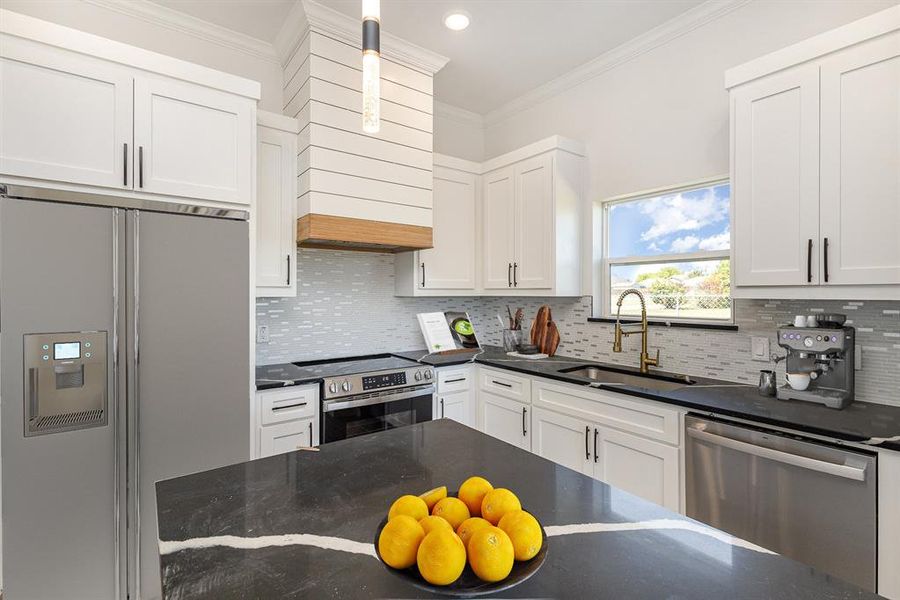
687;426;867;482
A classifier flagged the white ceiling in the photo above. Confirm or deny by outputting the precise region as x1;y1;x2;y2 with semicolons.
148;0;705;115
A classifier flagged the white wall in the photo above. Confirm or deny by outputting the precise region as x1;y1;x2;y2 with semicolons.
1;0;284;112
433;103;485;162
482;0;898;201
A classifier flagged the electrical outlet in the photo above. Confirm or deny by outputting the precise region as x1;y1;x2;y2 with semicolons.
256;325;270;344
750;336;769;362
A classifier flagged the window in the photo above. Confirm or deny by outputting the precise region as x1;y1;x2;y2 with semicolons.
599;180;731;323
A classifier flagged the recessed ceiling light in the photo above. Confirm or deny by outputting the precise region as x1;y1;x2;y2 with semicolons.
443;11;470;31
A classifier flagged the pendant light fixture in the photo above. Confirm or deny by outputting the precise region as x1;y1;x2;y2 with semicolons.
361;0;380;133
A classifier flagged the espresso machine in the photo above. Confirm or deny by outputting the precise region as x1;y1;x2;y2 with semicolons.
775;314;855;409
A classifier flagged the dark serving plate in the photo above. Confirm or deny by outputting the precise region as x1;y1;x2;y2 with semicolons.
373;513;548;598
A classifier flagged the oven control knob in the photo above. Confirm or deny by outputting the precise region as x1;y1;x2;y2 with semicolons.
341;380;353;392
328;381;338;394
414;370;423;381
423;370;432;380
803;336;814;348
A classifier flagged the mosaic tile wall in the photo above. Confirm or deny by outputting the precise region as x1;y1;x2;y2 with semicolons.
257;249;900;406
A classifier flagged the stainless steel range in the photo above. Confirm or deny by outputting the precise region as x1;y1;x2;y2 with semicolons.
316;356;434;443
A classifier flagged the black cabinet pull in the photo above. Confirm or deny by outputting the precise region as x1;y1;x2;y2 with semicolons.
807;239;812;283
513;262;518;287
492;380;512;388
123;143;128;186
522;406;527;436
421;262;426;287
593;428;599;463
507;262;512;287
272;402;307;411
444;377;466;384
440;398;444;418
823;237;829;282
138;146;144;188
287;254;291;285
308;421;313;446
585;426;590;460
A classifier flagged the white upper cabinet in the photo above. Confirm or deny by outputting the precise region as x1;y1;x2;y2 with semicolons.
133;77;253;205
419;165;478;289
256;112;299;297
819;31;900;286
0;10;260;208
513;154;554;289
728;8;899;298
483;166;517;289
0;36;133;190
732;64;821;287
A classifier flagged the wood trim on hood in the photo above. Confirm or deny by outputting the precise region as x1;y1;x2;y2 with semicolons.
297;214;433;253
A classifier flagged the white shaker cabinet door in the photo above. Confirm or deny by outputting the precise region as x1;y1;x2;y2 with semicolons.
256;124;297;295
531;407;590;475
482;167;516;289
259;418;316;458
732;64;820;287
438;389;473;427
0;37;132;189
134;76;253;205
479;391;530;451
514;154;554;289
590;426;680;512
820;31;900;286
420;167;477;289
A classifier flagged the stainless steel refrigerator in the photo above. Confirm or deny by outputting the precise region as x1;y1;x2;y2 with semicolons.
1;184;251;599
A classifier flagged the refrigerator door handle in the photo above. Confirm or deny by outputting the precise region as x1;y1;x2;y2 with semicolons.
112;208;122;600
131;210;142;599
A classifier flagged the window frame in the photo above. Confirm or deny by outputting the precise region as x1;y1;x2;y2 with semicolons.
596;176;733;326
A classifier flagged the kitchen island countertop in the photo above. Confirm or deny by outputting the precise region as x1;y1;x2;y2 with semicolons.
156;420;881;599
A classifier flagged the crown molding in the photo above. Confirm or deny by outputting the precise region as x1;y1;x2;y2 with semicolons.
484;0;752;127
275;0;449;74
434;102;484;129
81;0;280;63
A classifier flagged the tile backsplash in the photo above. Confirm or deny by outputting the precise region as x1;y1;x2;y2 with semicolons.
257;249;900;406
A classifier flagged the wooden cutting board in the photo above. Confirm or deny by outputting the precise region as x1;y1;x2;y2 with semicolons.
530;305;560;356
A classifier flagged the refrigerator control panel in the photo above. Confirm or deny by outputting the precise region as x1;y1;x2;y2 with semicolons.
23;331;107;436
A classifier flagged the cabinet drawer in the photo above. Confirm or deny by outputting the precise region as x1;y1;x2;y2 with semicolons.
533;379;681;445
479;367;531;403
259;418;316;457
437;367;472;393
258;385;317;425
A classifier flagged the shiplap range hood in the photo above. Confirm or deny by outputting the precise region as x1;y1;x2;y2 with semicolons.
276;0;448;252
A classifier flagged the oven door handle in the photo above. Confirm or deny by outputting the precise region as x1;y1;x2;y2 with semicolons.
323;386;435;412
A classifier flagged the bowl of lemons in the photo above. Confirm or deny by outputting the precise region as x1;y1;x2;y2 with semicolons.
374;476;548;597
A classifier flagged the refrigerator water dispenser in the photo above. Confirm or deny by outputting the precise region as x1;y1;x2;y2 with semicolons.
23;331;107;436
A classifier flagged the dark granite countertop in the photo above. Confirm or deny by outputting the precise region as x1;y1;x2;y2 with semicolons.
156;420;880;599
257;347;900;452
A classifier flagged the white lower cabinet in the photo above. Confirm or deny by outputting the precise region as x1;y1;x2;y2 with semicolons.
532;407;592;473
255;384;319;458
438;390;473;426
479;391;531;451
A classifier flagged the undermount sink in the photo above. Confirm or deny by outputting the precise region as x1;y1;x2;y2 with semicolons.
559;365;696;392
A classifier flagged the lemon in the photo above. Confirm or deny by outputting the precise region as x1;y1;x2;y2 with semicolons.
432;496;470;530
419;486;448;512
416;529;466;586
498;510;543;561
388;495;429;522
419;515;452;536
456;516;492;549
467;526;514;582
378;515;425;569
480;488;521;525
458;476;493;517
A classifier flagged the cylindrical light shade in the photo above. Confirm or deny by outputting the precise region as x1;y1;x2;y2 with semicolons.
362;50;380;133
361;0;380;133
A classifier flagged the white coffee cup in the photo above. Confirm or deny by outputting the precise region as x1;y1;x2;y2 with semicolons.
785;372;811;391
793;315;806;327
806;315;818;327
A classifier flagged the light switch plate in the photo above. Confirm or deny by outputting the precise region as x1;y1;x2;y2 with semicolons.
256;325;270;344
751;336;769;361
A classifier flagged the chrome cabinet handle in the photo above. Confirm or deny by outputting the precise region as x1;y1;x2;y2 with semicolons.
585;426;590;460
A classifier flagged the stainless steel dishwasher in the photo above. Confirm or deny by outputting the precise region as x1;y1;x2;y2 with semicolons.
685;415;877;591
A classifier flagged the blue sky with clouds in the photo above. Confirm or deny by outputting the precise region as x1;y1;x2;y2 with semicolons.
609;183;731;258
